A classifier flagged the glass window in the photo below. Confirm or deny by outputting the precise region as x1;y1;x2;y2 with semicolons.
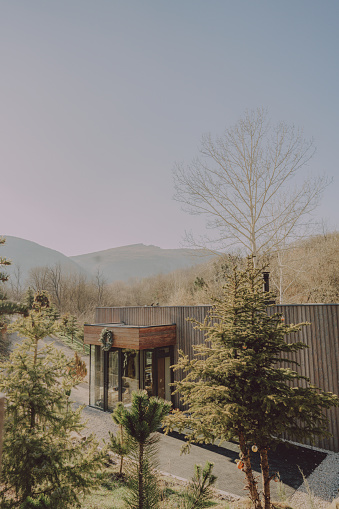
121;349;139;406
107;350;119;412
89;345;104;409
164;356;171;401
144;350;154;397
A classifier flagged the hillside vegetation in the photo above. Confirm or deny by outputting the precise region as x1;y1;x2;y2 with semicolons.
3;232;339;324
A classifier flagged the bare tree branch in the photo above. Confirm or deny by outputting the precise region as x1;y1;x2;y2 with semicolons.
173;108;328;261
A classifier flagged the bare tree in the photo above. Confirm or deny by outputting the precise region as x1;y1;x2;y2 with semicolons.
47;263;64;309
28;266;49;292
174;108;328;263
9;264;24;302
93;268;107;306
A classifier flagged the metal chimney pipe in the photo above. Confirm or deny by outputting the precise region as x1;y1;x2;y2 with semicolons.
262;272;270;293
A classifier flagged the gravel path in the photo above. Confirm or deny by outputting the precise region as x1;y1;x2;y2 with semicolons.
291;451;339;508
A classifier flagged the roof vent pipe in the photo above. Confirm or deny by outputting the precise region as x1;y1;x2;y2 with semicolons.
262;272;270;293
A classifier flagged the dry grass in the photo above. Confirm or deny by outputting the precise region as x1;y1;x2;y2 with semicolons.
76;460;297;508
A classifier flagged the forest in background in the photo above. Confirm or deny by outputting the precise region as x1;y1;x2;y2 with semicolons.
3;231;339;326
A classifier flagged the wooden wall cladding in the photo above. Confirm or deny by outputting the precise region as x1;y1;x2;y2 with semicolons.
84;323;176;350
93;304;339;452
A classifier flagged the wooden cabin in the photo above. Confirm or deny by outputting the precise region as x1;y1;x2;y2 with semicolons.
84;304;339;452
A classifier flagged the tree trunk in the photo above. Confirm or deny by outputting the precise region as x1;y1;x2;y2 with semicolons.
260;447;271;509
278;253;283;304
239;432;262;508
139;443;144;509
33;338;38;366
119;424;124;476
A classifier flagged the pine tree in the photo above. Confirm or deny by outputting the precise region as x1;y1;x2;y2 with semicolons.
59;314;79;343
0;294;103;508
181;462;217;509
23;287;34;310
0;237;28;336
165;258;339;509
117;390;171;509
9;291;57;365
109;403;133;477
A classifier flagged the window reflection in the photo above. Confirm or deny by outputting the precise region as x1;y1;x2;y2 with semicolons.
121;349;139;405
107;350;119;412
90;345;104;409
144;350;154;397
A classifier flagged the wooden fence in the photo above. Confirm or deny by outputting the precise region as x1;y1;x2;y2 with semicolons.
95;304;339;452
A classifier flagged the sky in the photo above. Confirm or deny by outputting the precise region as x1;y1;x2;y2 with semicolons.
1;0;338;256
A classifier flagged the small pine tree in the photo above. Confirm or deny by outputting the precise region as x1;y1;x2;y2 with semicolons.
23;287;34;310
0;237;28;337
59;314;79;343
109;403;133;476
9;292;57;365
0;333;103;507
165;258;339;509
181;462;217;509
117;390;171;509
67;315;78;343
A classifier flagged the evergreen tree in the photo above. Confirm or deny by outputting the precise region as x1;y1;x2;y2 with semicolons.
0;237;28;334
59;314;79;343
9;292;57;365
181;462;217;509
117;390;171;509
0;313;103;507
165;259;339;509
109;403;133;477
23;287;34;310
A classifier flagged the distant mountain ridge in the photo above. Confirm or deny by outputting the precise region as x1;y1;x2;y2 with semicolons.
70;243;213;283
1;236;215;284
1;236;85;280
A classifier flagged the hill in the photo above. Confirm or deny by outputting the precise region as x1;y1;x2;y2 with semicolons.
1;236;85;282
70;244;214;283
1;237;215;284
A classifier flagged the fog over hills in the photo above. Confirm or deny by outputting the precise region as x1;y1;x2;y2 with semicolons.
1;236;215;284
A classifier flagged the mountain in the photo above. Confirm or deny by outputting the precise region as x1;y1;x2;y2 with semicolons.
1;236;85;283
1;237;216;285
70;244;215;283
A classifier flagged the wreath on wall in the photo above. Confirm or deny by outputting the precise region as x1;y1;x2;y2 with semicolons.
100;328;114;351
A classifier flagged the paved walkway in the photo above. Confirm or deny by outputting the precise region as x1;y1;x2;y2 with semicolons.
76;399;326;500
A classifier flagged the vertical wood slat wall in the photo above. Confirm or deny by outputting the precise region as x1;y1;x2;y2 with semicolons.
94;304;339;452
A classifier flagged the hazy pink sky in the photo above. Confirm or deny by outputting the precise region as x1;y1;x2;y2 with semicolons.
1;1;338;256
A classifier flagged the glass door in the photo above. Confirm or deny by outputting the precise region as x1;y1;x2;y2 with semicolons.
157;353;171;401
142;347;173;401
89;345;104;409
121;349;140;406
144;350;154;397
107;350;119;412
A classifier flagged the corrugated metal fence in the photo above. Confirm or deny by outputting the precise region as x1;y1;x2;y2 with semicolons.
95;304;339;452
